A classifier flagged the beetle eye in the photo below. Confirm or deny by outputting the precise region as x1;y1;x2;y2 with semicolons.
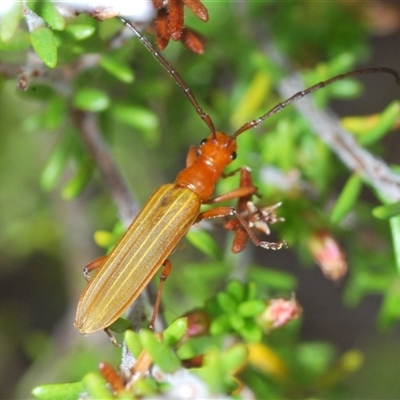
231;151;237;160
200;138;207;146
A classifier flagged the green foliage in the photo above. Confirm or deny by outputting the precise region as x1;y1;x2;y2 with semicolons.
1;2;399;399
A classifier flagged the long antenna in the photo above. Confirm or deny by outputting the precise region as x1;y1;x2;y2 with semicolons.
119;17;217;137
119;18;399;146
230;67;400;140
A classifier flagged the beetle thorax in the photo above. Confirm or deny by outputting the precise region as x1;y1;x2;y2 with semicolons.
175;132;237;202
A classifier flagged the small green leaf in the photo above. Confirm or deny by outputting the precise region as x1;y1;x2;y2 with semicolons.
163;318;188;346
111;104;159;144
229;313;245;330
226;279;245;303
32;382;84;400
221;344;248;375
125;330;143;357
30;27;58;68
237;319;262;342
62;158;94;199
330;174;362;223
185;229;222;260
41;133;74;190
73;88;110;112
193;349;226;394
373;201;400;220
210;314;230;336
100;56;134;83
378;279;400;330
82;373;113;399
94;230;117;249
248;267;297;291
139;330;181;373
0;2;22;42
390;215;400;275
329;78;362;99
108;317;132;334
216;292;237;313
65;24;95;40
39;1;65;30
360;101;400;145
43;96;67;131
238;299;265;317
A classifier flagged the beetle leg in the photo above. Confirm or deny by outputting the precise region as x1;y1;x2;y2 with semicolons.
83;255;108;282
232;208;287;251
205;167;260;204
200;167;287;251
149;259;172;330
205;185;258;204
104;327;121;347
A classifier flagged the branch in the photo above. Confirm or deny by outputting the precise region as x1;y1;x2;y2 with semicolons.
277;76;400;202
261;38;400;202
73;110;139;225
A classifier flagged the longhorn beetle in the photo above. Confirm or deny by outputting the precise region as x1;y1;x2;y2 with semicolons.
74;17;399;338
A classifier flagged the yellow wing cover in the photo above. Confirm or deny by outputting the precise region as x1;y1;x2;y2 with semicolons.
75;184;201;333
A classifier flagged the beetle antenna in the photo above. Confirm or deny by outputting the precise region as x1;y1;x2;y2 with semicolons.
230;67;400;141
119;17;217;138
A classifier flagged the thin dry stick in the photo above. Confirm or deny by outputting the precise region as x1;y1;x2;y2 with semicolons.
278;75;400;202
73;110;139;224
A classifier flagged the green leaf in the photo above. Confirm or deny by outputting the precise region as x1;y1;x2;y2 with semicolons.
329;78;362;99
39;1;65;30
108;317;132;334
193;349;226;394
390;215;400;274
237;319;262;342
62;158;94;199
373;201;400;220
229;313;245;330
100;56;134;83
330;174;362;223
210;314;230;336
73;88;110;112
185;229;222;260
82;373;113;399
43;96;67;131
378;279;400;330
0;2;22;42
139;330;181;373
238;299;265;317
32;382;84;400
40;132;74;190
111;104;159;145
359;101;400;145
226;279;245;303
221;344;248;375
248;266;297;291
30;27;58;68
216;292;237;313
125;330;143;358
163;318;188;346
65;24;96;40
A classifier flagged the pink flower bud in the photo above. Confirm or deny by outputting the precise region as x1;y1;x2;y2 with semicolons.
308;231;348;281
256;297;302;331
